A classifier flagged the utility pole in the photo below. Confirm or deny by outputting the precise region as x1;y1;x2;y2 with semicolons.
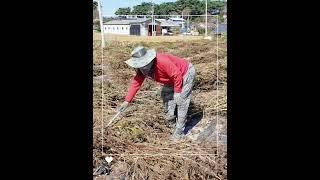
181;11;183;35
152;1;155;36
205;0;208;37
97;0;105;48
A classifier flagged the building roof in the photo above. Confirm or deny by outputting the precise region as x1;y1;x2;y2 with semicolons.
104;18;149;25
155;19;180;27
169;17;185;21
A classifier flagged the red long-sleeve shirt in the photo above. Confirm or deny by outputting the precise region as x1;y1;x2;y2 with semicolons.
125;52;189;102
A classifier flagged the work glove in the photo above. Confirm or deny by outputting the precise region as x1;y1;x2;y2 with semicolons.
174;93;183;105
118;101;129;112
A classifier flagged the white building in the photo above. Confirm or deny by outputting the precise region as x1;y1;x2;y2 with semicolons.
103;20;131;35
103;18;180;36
103;18;148;36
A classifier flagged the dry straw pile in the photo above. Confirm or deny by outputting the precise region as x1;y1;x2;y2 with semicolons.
93;37;227;179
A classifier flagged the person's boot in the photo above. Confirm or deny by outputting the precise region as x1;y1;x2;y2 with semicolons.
165;114;176;128
170;128;184;142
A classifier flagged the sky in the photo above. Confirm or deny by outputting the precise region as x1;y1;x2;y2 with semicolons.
101;0;177;16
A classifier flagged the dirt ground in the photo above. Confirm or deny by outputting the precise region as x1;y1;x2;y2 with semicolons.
93;35;227;179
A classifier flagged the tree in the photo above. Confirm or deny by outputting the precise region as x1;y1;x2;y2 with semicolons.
176;0;203;15
113;0;227;18
155;2;177;15
131;2;154;15
93;1;99;20
182;7;192;31
169;11;179;16
182;7;191;16
207;0;226;14
115;7;131;15
93;1;98;9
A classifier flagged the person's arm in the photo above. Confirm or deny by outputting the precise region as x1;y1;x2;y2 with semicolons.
124;72;145;103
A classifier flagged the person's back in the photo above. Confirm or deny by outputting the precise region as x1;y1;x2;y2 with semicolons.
156;52;189;78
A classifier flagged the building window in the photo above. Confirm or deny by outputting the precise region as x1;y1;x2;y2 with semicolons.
113;27;115;30
117;27;119;30
126;27;128;30
108;27;110;30
122;27;124;30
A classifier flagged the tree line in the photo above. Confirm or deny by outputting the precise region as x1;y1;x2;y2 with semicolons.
115;0;226;16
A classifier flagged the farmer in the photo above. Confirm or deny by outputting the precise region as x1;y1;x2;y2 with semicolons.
118;46;196;141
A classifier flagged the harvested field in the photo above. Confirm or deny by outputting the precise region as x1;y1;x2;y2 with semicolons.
93;36;227;179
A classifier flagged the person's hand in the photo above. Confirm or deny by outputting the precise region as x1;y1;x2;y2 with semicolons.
174;93;183;105
118;101;129;112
